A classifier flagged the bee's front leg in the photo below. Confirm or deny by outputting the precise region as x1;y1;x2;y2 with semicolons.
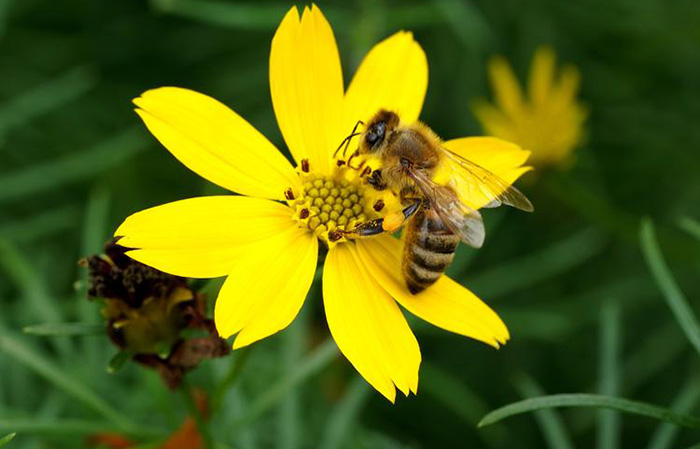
367;169;387;191
329;199;420;241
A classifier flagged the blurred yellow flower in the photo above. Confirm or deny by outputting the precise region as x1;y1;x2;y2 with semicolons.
473;46;587;168
115;5;529;401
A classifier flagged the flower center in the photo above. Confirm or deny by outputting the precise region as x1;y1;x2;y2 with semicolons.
289;166;381;244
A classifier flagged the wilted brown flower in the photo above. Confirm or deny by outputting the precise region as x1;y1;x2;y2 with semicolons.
82;239;229;388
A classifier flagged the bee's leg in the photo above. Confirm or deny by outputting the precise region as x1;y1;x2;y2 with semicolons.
331;200;420;241
347;149;363;170
367;169;387;191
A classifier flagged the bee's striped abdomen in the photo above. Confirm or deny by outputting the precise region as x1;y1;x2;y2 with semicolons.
402;207;459;294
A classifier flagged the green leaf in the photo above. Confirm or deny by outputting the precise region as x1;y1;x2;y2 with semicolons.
150;0;442;34
678;217;700;242
355;430;415;449
0;332;145;436
432;0;490;51
0;433;16;447
153;341;172;359
279;312;306;449
0;66;97;136
82;184;112;257
597;301;622;449
646;378;700;449
624;322;686;393
509;275;661;343
542;174;638;240
236;338;338;426
468;229;606;299
0;418;116;436
575;321;687;434
198;277;226;303
179;379;214;449
479;394;700;429
23;322;104;337
513;374;575;449
150;0;288;29
0;127;147;204
0;239;70;357
149;0;348;30
499;309;572;341
0;0;11;39
0;240;63;324
640;218;700;357
0;206;78;243
384;3;444;30
320;377;372;449
78;185;112;368
107;351;132;374
420;362;491;424
211;347;252;413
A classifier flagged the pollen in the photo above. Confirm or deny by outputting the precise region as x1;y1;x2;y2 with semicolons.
290;173;375;243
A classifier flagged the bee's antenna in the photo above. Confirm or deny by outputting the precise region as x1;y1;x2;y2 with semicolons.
333;120;364;159
333;132;361;158
343;120;364;158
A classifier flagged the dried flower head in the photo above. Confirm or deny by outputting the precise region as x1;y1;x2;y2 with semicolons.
83;239;228;388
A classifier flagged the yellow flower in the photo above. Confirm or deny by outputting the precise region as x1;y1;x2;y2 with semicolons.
472;46;587;168
115;5;530;402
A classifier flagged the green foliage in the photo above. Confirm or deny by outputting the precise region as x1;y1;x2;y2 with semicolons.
679;217;700;242
640;219;700;356
22;323;105;337
1;0;699;448
479;394;700;429
0;433;16;448
0;333;149;437
513;374;575;449
596;300;621;449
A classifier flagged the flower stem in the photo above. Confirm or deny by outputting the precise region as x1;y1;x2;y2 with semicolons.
179;379;214;449
212;346;252;413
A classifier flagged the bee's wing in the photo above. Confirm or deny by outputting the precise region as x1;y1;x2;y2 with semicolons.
440;147;534;212
407;168;485;248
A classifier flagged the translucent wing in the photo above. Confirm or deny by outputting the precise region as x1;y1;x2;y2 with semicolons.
407;168;485;248
441;148;534;212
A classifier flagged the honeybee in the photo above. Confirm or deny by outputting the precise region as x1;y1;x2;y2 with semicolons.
336;109;533;294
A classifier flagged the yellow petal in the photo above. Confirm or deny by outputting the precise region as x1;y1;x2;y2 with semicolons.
269;5;344;175
134;87;299;201
115;196;295;278
356;236;509;347
487;55;524;117
553;64;583;108
471;99;518;143
214;227;317;349
323;243;421;402
343;31;428;131
528;46;556;107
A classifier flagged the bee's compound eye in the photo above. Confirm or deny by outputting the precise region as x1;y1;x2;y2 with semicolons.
365;122;385;149
365;131;379;146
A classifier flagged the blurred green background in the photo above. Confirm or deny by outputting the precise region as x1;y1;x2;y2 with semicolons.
2;0;700;448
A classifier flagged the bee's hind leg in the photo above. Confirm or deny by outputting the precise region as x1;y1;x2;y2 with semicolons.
330;200;420;241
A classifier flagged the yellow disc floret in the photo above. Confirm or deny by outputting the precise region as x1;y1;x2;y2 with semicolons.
289;167;378;244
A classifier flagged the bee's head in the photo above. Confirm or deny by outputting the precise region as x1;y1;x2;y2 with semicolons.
359;109;400;155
